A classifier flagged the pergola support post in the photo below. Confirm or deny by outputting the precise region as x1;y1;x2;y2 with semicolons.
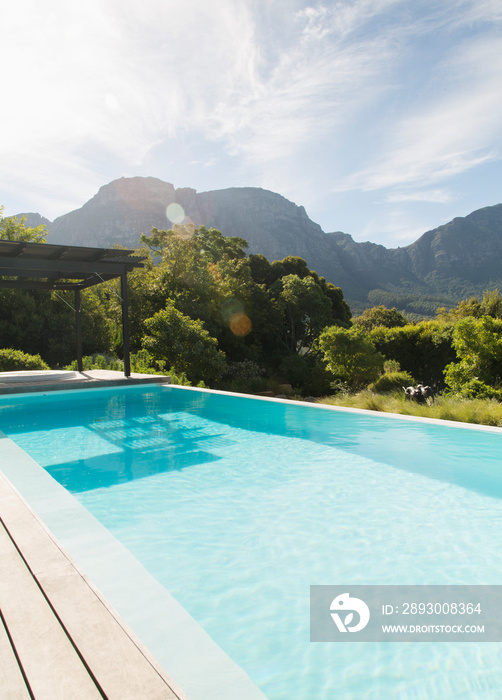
75;288;83;373
121;271;131;378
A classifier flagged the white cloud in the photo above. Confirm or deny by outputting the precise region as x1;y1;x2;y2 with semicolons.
1;1;261;162
386;189;454;204
207;0;402;170
334;30;502;194
1;0;501;239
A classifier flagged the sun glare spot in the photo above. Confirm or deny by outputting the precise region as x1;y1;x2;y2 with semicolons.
166;202;185;224
221;298;251;336
229;313;252;337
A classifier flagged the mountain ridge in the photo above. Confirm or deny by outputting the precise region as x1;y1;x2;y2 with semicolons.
15;177;502;315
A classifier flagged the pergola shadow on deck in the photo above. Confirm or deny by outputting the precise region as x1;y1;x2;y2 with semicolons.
0;241;145;376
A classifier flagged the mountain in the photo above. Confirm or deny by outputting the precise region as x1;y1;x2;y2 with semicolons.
18;176;502;315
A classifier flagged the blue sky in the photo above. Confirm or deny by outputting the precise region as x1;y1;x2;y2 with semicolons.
1;0;501;248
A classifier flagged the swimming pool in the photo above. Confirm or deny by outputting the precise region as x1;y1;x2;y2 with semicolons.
1;384;502;699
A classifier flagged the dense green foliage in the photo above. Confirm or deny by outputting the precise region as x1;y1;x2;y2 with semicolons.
142;301;227;383
353;305;409;331
0;287;114;366
443;316;502;399
319;326;385;388
0;348;50;371
366;289;454;318
128;228;351;385
1;207;502;407
369;321;456;388
0;207;47;243
368;370;415;394
437;289;502;321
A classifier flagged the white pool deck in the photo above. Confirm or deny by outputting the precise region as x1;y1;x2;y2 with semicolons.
0;372;268;700
0;369;173;393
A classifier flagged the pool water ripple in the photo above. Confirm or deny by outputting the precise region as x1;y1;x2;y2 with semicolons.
1;386;502;699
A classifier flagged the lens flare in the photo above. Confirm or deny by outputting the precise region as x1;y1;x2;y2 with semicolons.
221;298;244;322
229;312;252;337
166;202;185;224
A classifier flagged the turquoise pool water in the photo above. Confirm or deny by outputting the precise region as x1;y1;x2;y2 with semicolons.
1;385;502;699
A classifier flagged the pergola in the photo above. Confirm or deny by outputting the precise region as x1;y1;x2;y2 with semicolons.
0;240;145;376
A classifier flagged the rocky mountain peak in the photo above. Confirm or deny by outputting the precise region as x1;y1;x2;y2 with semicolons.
13;176;502;314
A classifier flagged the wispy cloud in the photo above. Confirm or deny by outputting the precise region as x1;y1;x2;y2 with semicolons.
332;23;502;195
202;0;407;192
1;0;262;214
0;0;501;244
386;190;454;204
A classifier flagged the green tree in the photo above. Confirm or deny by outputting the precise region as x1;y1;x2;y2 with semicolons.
354;305;408;331
0;207;47;242
248;253;351;328
319;325;385;388
247;253;274;286
125;229;352;392
140;224;247;265
444;316;502;397
370;321;455;387
192;225;248;262
437;290;502;321
142;301;226;384
480;289;502;319
270;274;333;355
137;225;251;335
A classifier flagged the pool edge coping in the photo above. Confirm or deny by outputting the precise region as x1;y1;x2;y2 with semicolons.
165;384;502;435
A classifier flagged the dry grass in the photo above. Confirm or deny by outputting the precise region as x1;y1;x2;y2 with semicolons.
319;391;502;427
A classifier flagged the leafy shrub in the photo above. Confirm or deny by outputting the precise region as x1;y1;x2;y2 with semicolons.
166;367;193;386
354;305;408;331
444;378;502;401
319;325;385;389
218;360;267;394
371;321;455;387
0;348;50;371
224;377;268;394
383;359;401;373
444;316;502;397
329;379;353;396
130;349;159;374
65;354;123;371
368;371;415;394
142;301;226;384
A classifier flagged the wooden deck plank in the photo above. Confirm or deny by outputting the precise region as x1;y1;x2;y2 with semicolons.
0;473;187;700
0;613;32;699
37;566;181;699
0;523;104;700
